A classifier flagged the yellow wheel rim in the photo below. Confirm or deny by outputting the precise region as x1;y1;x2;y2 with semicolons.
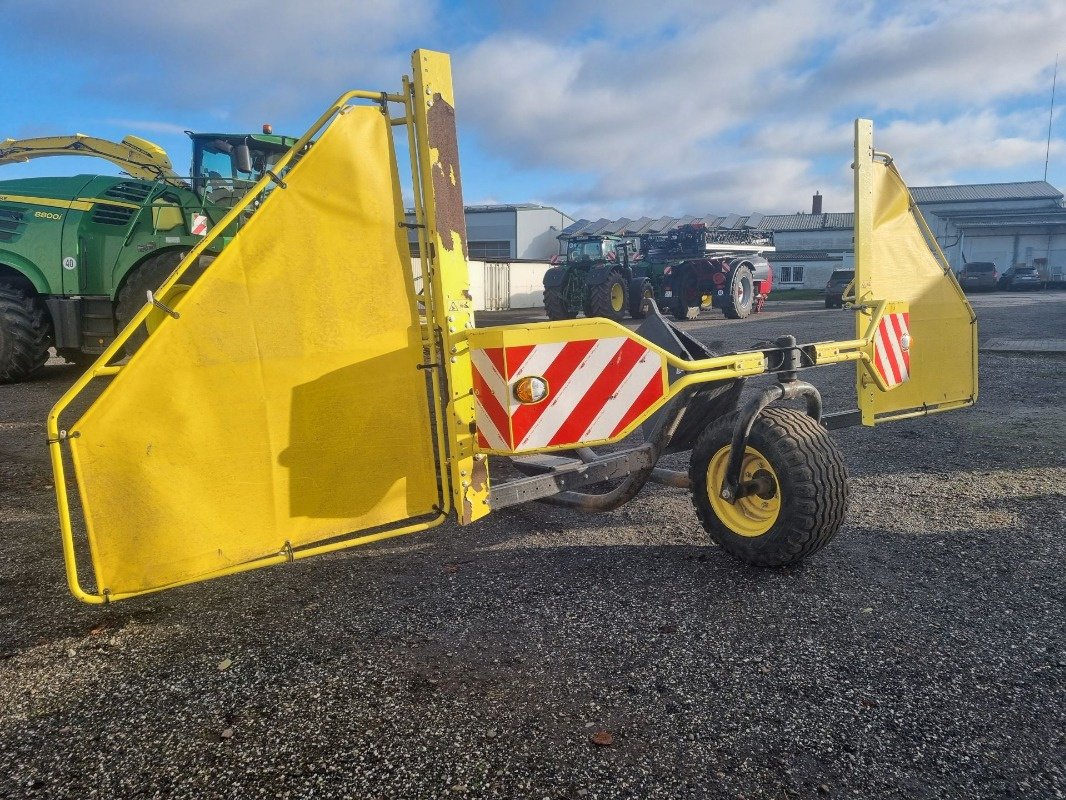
610;282;624;311
145;283;192;335
700;293;714;310
706;444;781;537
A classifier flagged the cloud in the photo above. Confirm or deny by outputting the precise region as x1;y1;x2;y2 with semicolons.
5;0;432;120
878;112;1066;185
809;1;1066;112
453;0;1065;218
4;0;1063;216
103;119;190;136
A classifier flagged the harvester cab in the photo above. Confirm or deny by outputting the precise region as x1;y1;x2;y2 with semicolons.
188;130;298;208
46;49;977;605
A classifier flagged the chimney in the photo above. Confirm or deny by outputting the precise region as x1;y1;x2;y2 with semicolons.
812;191;823;214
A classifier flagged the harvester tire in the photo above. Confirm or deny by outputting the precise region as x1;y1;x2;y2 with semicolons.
721;264;755;319
630;279;654;319
116;250;207;354
0;283;52;384
587;271;627;321
688;406;849;567
544;284;576;320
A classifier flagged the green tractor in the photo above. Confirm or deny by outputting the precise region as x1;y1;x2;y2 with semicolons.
0;128;296;382
542;233;654;322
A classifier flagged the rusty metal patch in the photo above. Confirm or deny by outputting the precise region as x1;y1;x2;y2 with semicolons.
427;94;468;257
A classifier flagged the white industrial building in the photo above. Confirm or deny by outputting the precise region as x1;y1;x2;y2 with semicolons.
408;203;573;260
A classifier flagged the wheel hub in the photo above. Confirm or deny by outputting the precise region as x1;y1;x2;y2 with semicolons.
706;445;780;537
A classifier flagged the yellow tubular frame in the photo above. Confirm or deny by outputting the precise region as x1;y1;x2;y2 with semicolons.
467;299;899;457
47;52;469;603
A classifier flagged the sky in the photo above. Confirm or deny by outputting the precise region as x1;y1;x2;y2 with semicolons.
1;0;1063;221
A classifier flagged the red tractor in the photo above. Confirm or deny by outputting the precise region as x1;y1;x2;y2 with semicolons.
654;223;775;320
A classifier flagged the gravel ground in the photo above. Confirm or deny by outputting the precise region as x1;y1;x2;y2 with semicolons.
0;291;1063;799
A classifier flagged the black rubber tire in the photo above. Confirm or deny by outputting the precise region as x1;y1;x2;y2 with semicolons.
721;264;755;319
544;284;576;320
0;283;52;384
671;268;700;321
824;297;833;309
587;270;627;321
115;250;206;353
630;279;654;319
689;406;849;567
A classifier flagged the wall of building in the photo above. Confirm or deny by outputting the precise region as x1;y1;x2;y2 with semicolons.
411;257;550;310
771;256;853;291
775;229;854;251
466;209;516;259
515;207;572;260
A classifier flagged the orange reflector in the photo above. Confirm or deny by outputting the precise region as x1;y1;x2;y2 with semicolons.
513;376;549;405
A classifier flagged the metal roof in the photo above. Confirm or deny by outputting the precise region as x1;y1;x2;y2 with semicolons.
948;209;1066;228
909;181;1062;204
463;203;560;212
767;250;845;262
559;218;591;237
761;213;855;231
554;180;1065;239
625;216;655;234
554;178;1066;239
558;211;856;238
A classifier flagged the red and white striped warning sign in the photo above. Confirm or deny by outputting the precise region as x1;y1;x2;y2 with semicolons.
872;311;911;388
471;336;666;452
191;214;209;236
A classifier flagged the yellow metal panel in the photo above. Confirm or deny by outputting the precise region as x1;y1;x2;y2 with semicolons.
67;106;442;597
410;50;490;525
466;318;765;455
853;119;978;425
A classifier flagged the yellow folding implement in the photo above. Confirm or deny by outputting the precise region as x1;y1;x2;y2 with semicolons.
47;50;977;603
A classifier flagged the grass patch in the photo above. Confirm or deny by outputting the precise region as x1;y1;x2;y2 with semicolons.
767;289;823;301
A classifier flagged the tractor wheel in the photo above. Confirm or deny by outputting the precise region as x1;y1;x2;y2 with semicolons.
587;271;627;321
544;284;577;320
630;279;654;319
0;282;52;384
671;269;700;321
688;406;849;567
116;250;207;354
721;264;755;319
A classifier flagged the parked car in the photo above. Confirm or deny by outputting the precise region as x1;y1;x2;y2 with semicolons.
823;268;855;308
957;261;998;292
998;265;1045;291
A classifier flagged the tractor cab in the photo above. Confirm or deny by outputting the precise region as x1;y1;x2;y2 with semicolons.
566;235;629;267
189;130;298;207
